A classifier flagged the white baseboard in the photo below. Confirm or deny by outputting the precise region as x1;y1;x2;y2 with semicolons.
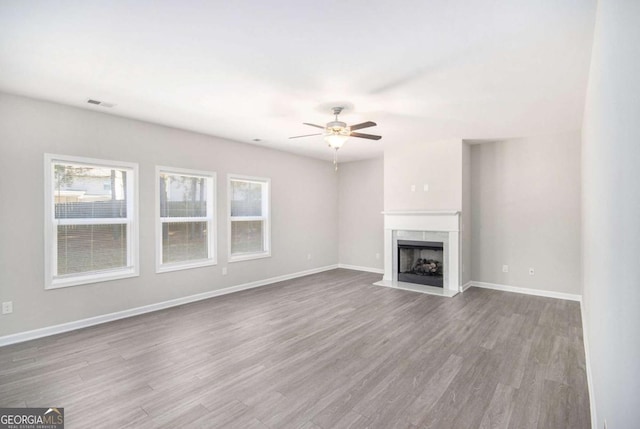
460;281;472;292
580;298;597;429
0;264;339;347
338;264;384;274
470;281;581;301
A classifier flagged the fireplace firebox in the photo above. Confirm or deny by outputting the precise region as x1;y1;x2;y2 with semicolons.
397;240;444;287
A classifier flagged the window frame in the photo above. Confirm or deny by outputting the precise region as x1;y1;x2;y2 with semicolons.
155;166;217;273
44;153;139;290
227;174;271;263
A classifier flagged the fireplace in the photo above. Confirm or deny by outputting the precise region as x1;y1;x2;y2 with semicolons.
397;240;444;287
375;211;460;297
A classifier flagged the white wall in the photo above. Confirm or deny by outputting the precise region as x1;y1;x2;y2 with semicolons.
461;142;472;285
582;0;640;427
384;139;462;211
0;93;339;337
470;132;582;295
338;158;384;271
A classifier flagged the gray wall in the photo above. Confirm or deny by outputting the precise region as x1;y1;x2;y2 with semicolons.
470;133;581;295
582;0;640;427
461;142;472;285
0;93;339;337
338;158;384;271
384;139;462;211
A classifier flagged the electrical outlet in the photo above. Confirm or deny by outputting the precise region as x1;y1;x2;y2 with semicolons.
529;268;535;275
2;301;13;314
502;265;509;273
222;267;227;276
307;253;312;260
375;253;380;260
410;184;416;192
423;184;429;192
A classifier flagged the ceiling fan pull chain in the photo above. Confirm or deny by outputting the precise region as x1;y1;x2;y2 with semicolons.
334;148;339;171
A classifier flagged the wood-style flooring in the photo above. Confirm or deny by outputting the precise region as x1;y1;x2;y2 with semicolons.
0;269;590;428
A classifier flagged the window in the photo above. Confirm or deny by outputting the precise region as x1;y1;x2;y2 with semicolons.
228;175;270;262
157;167;216;272
44;154;139;289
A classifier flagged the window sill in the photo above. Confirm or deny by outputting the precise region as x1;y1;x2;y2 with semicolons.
157;258;216;274
46;267;138;290
228;251;271;263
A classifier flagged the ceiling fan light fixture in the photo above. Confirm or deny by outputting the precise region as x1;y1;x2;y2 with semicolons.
324;128;349;149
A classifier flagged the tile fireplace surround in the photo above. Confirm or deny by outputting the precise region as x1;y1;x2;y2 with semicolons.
374;211;460;297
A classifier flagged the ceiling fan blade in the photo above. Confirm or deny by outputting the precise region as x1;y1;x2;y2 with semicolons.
289;133;323;139
350;132;382;140
349;121;377;131
303;122;326;129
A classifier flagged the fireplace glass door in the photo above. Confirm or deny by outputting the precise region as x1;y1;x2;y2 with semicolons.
397;240;444;287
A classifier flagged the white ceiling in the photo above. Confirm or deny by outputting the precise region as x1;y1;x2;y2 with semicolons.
0;0;596;162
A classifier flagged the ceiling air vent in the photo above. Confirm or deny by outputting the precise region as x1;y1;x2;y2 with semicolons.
86;99;116;108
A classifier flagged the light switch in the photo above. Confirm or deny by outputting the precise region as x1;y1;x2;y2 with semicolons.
423;184;429;192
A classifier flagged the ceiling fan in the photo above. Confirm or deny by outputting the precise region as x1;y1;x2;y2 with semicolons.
289;107;381;170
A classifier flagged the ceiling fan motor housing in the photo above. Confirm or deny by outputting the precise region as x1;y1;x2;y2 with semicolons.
326;121;349;134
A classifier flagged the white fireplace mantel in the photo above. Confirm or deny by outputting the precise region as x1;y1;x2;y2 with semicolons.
381;210;460;215
383;210;460;234
375;210;461;297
